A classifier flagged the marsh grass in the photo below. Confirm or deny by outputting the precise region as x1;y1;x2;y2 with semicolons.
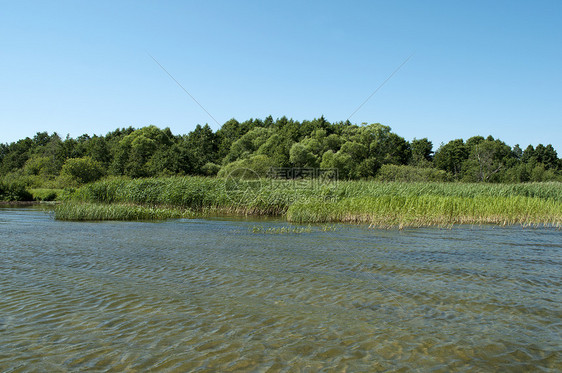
286;195;562;228
54;202;194;221
55;176;562;227
250;225;313;234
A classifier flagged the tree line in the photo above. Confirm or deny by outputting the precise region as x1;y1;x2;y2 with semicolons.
1;116;560;188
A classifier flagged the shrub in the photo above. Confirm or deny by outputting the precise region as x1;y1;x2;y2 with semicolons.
59;157;105;185
0;181;33;201
376;164;451;182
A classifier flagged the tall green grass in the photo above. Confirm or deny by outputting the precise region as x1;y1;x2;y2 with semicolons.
54;202;194;221
287;195;562;228
55;176;562;227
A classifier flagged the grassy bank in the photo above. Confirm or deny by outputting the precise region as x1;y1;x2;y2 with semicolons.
54;177;562;227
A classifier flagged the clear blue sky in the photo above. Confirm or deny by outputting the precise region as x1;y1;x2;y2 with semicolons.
1;0;561;152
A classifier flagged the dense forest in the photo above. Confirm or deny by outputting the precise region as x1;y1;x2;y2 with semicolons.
1;116;561;192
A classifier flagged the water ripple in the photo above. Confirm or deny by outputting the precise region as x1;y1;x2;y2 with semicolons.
0;208;560;371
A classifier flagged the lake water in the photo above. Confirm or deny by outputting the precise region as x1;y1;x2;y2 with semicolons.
0;207;560;372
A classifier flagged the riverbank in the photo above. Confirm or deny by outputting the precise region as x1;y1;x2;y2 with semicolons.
51;177;562;227
0;201;39;206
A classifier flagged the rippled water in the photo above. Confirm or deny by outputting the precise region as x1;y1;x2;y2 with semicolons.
0;207;560;372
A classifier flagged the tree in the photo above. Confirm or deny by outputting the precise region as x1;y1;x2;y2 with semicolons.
434;139;468;177
410;138;433;166
521;145;535;163
463;139;512;182
534;144;559;170
320;150;353;179
256;134;291;167
146;144;191;176
289;142;318;168
512;144;523;159
59;157;104;185
215;118;241;160
223;127;270;164
0;138;33;174
23;156;56;176
110;125;174;177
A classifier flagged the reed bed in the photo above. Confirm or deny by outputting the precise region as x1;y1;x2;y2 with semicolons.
55;176;562;227
286;195;562;228
54;202;194;221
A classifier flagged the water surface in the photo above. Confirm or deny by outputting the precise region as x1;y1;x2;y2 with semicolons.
0;207;560;371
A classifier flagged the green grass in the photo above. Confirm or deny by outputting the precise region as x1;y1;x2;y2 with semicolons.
54;176;562;227
54;202;194;221
286;195;562;228
249;225;313;234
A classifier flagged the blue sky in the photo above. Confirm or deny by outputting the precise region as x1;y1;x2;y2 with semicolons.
1;0;561;152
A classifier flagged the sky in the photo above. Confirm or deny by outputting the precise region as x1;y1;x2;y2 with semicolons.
1;0;561;152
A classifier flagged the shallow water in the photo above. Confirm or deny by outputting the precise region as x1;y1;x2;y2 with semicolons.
0;207;560;372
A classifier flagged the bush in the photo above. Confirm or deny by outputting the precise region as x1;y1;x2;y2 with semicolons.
59;157;105;185
201;162;221;176
218;155;276;178
376;164;451;182
0;181;33;201
30;188;61;201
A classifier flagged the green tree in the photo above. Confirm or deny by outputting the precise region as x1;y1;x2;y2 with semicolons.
110;125;174;177
0;138;33;174
289;142;318;168
320;150;353;179
462;138;512;182
215;118;241;160
410;138;433;166
59;157;104;185
434;139;468;177
534;144;559;170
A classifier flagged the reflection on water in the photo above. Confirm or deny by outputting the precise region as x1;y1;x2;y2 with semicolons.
0;207;560;371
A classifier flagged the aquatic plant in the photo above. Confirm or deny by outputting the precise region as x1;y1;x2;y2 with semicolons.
286;195;562;228
55;177;562;227
249;225;313;234
54;202;194;221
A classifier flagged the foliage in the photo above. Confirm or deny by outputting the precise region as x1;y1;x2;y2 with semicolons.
59;157;105;185
54;202;193;221
57;176;562;227
29;188;61;201
0;117;560;190
377;164;450;182
286;195;562;228
410;138;434;165
0;180;33;201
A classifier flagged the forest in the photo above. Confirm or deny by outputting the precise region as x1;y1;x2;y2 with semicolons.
1;116;561;200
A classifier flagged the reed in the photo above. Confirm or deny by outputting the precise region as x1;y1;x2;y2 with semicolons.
250;225;313;234
54;202;194;221
286;195;562;228
55;176;562;227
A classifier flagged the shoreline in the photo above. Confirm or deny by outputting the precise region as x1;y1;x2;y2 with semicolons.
0;201;40;206
52;200;562;229
17;176;560;228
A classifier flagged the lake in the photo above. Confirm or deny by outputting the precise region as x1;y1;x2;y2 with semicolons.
0;207;560;372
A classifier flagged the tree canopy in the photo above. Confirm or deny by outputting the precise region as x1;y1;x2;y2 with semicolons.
1;117;560;187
